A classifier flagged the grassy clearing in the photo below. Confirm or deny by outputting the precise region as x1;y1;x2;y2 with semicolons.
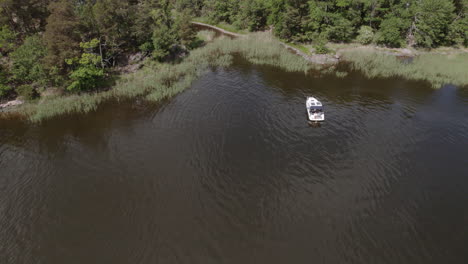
285;42;311;55
341;49;468;88
9;33;315;122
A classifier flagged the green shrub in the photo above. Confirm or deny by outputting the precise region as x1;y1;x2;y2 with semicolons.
0;65;11;97
448;18;468;47
0;26;17;54
67;65;105;92
314;33;330;54
66;39;105;92
326;18;354;42
414;0;455;48
0;83;11;98
376;17;407;48
9;35;47;84
356;26;374;45
16;85;36;100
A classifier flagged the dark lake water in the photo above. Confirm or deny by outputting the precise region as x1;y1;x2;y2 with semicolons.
1;57;468;263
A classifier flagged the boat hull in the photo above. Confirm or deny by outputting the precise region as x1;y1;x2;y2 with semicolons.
306;97;325;121
307;112;325;122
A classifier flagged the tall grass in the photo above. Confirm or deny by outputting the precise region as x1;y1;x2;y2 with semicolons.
197;30;216;42
341;50;468;88
10;33;315;122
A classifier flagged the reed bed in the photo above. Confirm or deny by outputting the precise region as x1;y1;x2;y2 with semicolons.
341;50;468;88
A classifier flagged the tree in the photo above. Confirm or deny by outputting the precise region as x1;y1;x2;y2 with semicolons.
0;0;51;34
0;64;11;98
202;0;239;24
276;1;309;42
152;24;177;60
412;0;455;47
10;35;47;84
151;0;178;60
0;25;16;54
356;25;374;44
306;0;356;42
174;0;204;16
133;0;159;51
448;0;467;47
43;0;81;71
376;16;407;47
174;10;197;48
326;16;354;42
233;0;269;31
91;0;136;66
66;39;105;92
448;17;468;47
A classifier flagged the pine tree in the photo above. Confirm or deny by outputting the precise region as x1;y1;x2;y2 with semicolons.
43;0;81;71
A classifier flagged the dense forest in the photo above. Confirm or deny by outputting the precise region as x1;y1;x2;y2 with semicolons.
0;0;467;101
196;0;467;47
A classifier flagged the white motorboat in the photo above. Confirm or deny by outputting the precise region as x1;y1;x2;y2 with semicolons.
306;97;324;122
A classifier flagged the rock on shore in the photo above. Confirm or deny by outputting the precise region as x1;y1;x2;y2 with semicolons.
0;99;23;110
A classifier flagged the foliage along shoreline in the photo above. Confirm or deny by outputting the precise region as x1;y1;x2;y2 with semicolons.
3;29;468;122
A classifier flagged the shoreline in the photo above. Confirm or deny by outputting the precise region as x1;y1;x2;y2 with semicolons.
192;21;468;64
191;21;339;65
1;24;467;121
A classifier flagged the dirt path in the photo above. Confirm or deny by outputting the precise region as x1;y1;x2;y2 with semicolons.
191;22;245;38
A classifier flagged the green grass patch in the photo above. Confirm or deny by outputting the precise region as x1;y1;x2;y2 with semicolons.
341;50;468;88
285;42;311;55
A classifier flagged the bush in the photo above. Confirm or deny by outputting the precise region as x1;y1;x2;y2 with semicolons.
67;65;104;92
152;25;177;61
16;85;37;100
326;18;354;42
356;26;374;45
376;17;407;48
0;83;11;98
10;35;47;84
66;40;105;92
0;65;11;98
314;33;330;54
414;0;455;48
0;26;17;54
448;18;468;47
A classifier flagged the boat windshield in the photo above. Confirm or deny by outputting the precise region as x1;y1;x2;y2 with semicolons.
310;106;323;111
